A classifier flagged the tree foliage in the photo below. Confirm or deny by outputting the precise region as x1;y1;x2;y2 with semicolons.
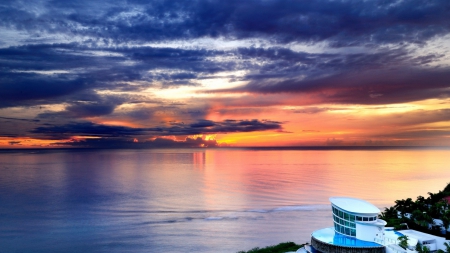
416;242;431;253
380;183;450;236
439;242;450;253
398;235;409;249
237;242;305;253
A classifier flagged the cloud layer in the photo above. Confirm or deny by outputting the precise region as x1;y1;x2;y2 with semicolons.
3;0;450;44
1;0;450;147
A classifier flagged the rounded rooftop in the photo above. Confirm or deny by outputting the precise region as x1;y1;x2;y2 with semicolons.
330;197;380;214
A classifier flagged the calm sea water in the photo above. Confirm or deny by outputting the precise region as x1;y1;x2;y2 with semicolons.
1;148;449;253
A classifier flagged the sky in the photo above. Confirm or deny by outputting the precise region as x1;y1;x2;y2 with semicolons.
1;0;450;148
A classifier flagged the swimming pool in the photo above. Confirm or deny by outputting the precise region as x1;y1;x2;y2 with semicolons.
385;228;404;237
312;227;383;247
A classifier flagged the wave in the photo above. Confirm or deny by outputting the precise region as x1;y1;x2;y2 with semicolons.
247;209;269;213
204;216;224;220
249;204;330;213
108;204;330;225
273;205;330;212
99;204;329;215
202;205;330;222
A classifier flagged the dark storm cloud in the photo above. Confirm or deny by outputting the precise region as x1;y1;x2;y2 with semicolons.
0;71;87;108
212;45;449;106
0;43;307;111
0;44;127;108
4;0;450;45
161;119;283;135
235;46;440;81
0;42;223;73
37;94;129;119
1;38;445;110
124;47;233;79
31;122;146;138
31;119;283;138
65;102;116;118
0;116;40;122
0;43;224;81
234;68;450;105
228;47;448;106
61;137;219;149
0;44;230;108
0;43;212;68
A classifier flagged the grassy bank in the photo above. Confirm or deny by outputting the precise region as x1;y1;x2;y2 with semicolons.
237;242;305;253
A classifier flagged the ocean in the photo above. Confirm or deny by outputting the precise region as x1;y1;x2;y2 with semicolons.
0;148;449;252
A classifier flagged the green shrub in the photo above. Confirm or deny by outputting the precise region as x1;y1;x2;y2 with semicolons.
237;242;305;253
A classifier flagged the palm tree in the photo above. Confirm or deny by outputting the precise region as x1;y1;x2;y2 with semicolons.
404;198;415;213
417;196;426;203
443;182;450;193
428;191;445;205
444;242;450;252
398;235;409;250
429;201;446;219
416;242;430;253
395;199;406;214
442;212;450;235
380;207;397;220
395;198;415;216
437;242;450;253
411;210;433;228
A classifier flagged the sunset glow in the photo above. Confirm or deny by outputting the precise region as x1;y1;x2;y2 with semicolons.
1;0;450;148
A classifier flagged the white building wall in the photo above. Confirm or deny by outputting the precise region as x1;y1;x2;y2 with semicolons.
435;238;449;251
385;244;415;253
356;223;381;242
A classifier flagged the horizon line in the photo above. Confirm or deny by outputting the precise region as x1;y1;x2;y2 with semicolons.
1;145;449;152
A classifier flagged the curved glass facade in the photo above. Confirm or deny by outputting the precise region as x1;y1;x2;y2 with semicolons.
331;206;377;237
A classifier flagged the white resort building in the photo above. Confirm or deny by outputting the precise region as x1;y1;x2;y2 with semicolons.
298;197;450;253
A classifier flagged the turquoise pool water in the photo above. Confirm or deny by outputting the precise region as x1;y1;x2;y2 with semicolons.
312;227;383;247
385;228;404;237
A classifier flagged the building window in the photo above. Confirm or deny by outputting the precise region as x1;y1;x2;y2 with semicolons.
332;206;359;237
